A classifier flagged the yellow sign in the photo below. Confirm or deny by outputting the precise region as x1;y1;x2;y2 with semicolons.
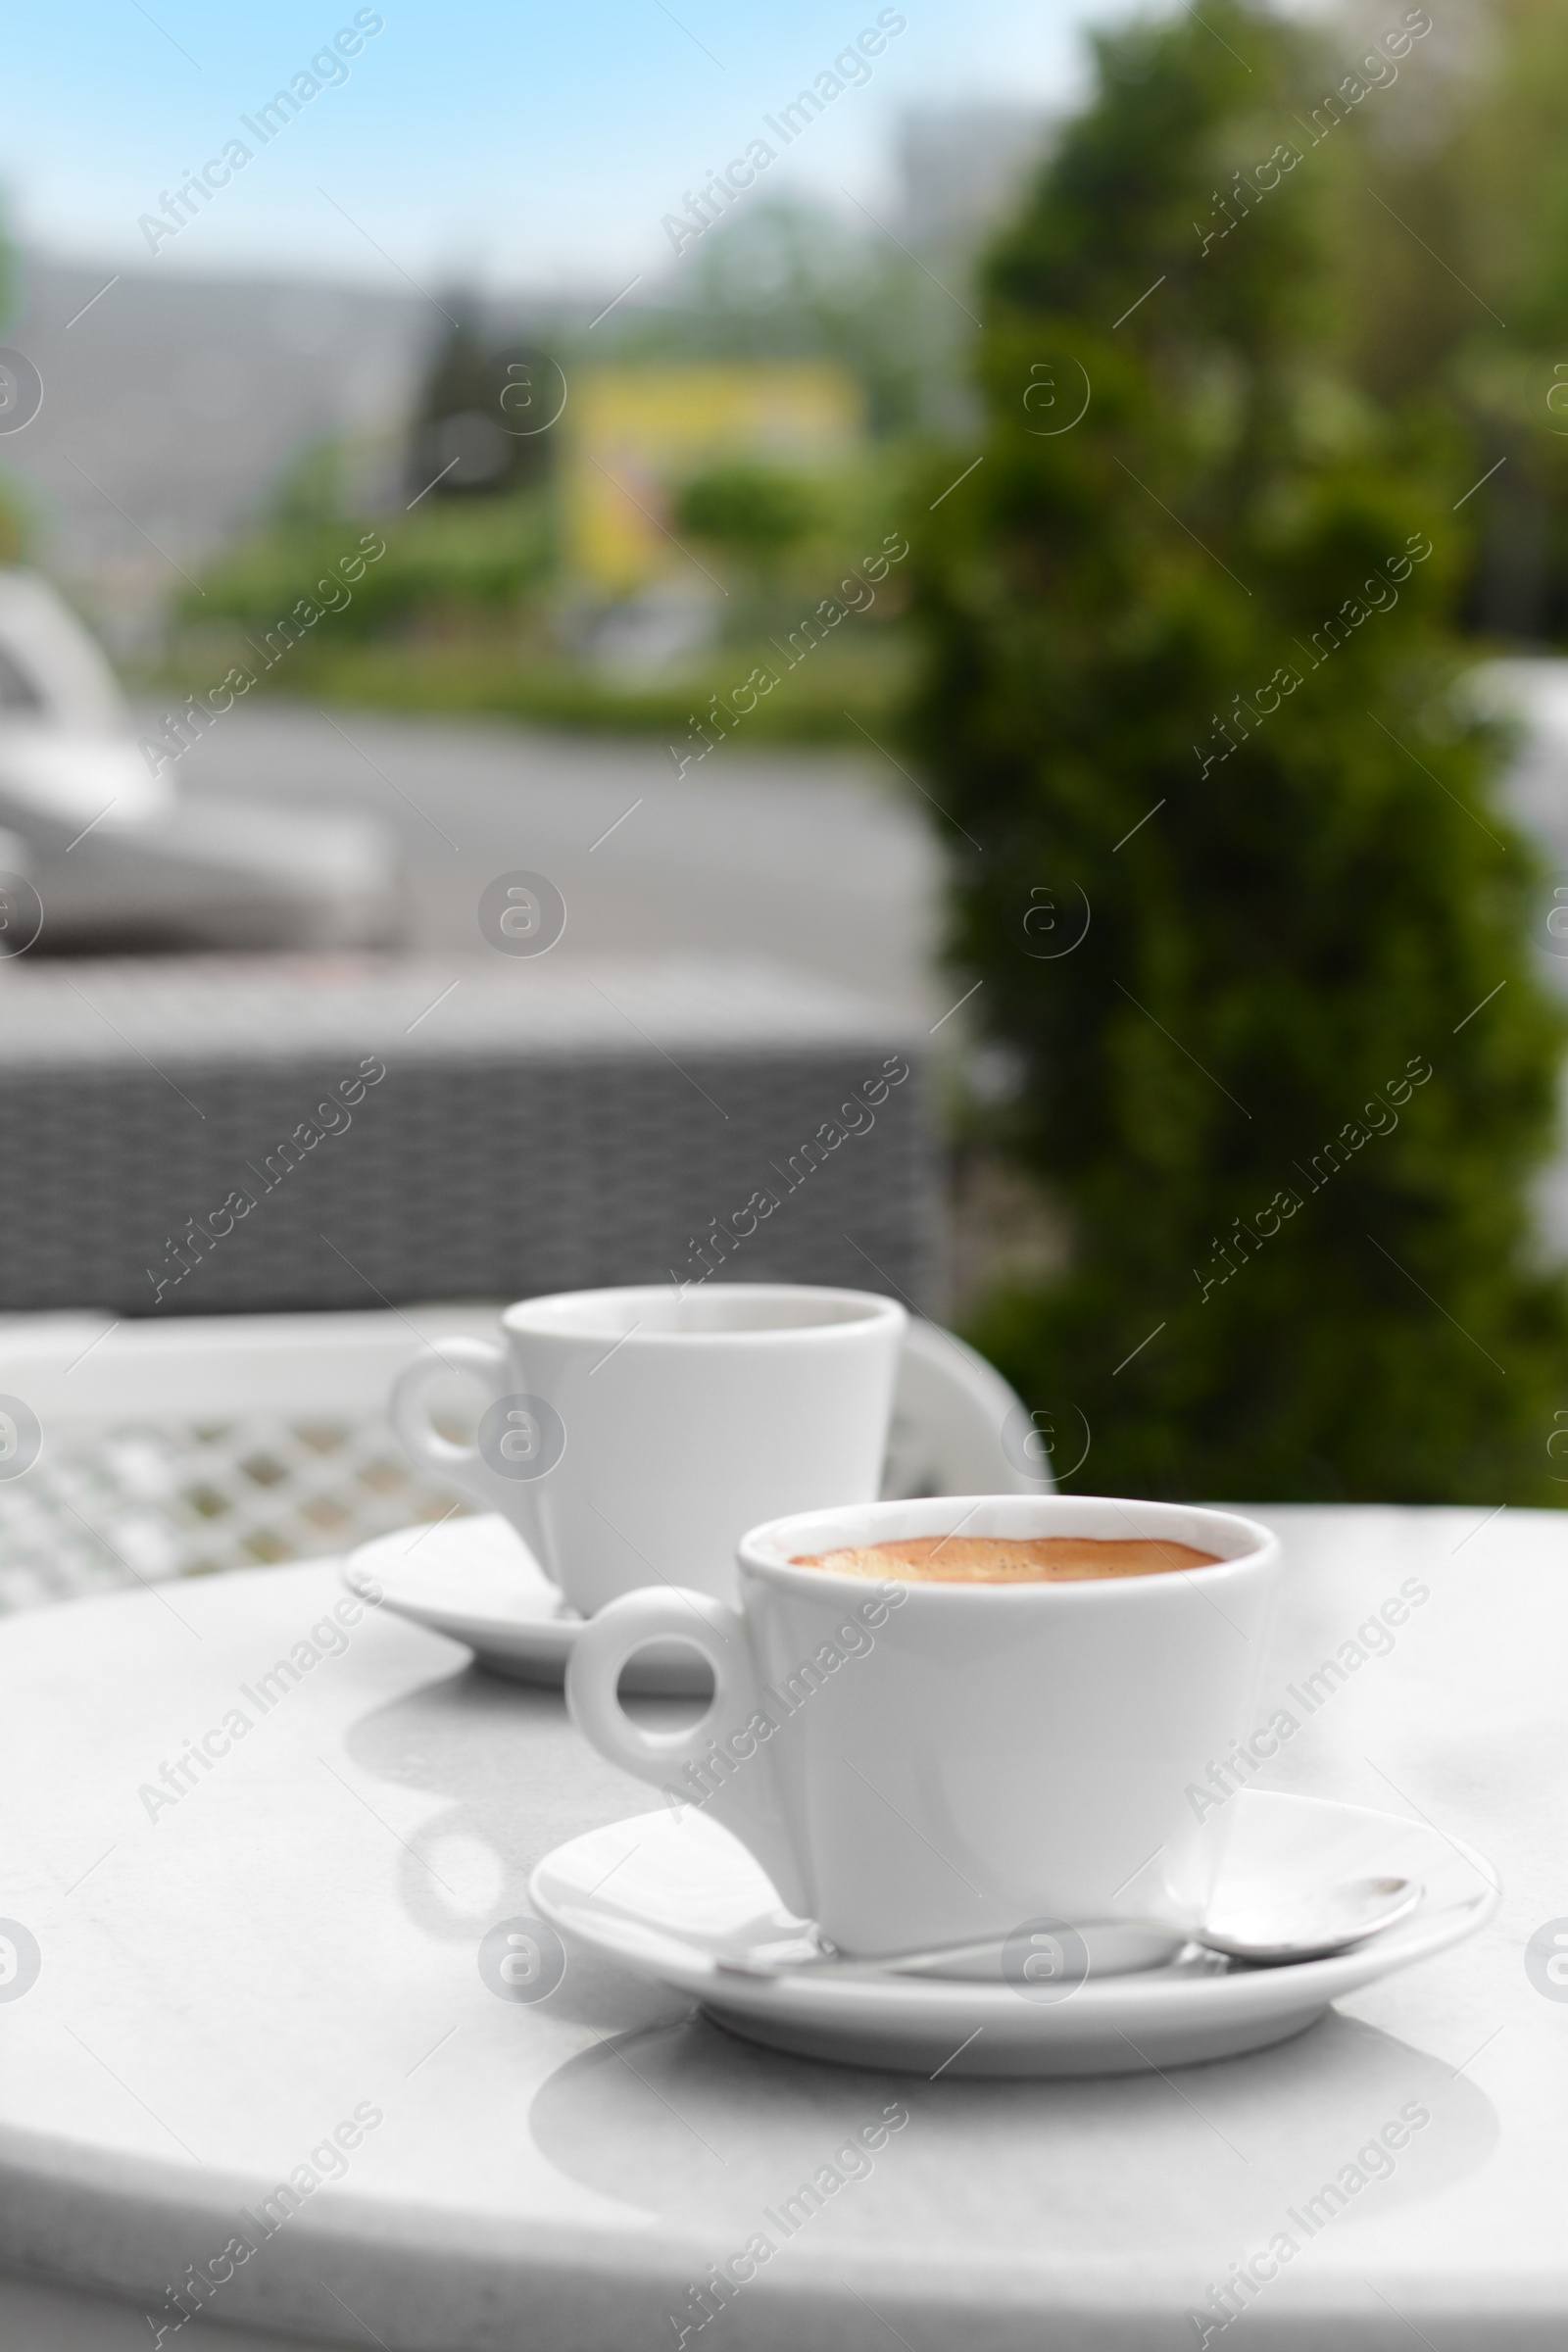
563;364;863;596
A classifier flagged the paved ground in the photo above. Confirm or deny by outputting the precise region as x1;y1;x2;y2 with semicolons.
145;700;944;1019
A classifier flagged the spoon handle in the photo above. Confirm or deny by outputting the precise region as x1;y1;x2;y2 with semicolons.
713;1877;1421;1980
715;1929;1133;1981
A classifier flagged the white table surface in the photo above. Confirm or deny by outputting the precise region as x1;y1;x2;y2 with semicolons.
0;1504;1561;2351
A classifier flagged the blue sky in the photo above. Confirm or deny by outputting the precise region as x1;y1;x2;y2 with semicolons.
0;1;1130;296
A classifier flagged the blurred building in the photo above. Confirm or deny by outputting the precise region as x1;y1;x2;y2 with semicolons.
897;105;1053;257
563;362;863;597
894;105;1052;436
0;253;443;655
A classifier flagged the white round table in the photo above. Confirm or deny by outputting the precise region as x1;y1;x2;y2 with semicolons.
0;1504;1557;2349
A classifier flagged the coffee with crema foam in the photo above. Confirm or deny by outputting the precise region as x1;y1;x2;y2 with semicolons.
790;1534;1220;1584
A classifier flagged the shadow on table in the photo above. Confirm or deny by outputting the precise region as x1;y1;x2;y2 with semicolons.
526;2006;1496;2257
341;1664;702;2035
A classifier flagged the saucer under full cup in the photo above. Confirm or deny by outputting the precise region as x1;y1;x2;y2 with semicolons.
528;1791;1498;2078
340;1515;714;1696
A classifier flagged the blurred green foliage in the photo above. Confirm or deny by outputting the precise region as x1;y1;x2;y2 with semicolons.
913;0;1568;1503
405;304;555;503
0;221;31;565
0;485;27;569
230;630;913;741
674;462;822;560
1343;0;1568;637
172;439;910;739
184;472;554;643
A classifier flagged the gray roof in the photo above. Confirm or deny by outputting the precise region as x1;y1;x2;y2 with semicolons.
1;253;439;602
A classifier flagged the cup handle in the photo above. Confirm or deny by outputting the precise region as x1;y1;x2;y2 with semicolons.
564;1588;812;1920
887;1317;1054;1496
389;1337;514;1518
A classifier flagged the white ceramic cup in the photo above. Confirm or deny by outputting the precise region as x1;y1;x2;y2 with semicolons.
564;1494;1281;1968
390;1285;909;1616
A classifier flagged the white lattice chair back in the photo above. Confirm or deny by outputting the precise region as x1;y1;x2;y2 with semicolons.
0;1306;1044;1614
0;1309;499;1612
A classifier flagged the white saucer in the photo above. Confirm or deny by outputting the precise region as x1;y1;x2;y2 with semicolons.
529;1791;1498;2077
341;1515;713;1696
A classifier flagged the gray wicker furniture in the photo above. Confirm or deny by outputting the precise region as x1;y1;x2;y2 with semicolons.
0;952;936;1315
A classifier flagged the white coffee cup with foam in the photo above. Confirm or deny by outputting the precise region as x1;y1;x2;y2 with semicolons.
564;1492;1281;1972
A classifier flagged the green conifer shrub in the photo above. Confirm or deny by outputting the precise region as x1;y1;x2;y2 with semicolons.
912;0;1568;1501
